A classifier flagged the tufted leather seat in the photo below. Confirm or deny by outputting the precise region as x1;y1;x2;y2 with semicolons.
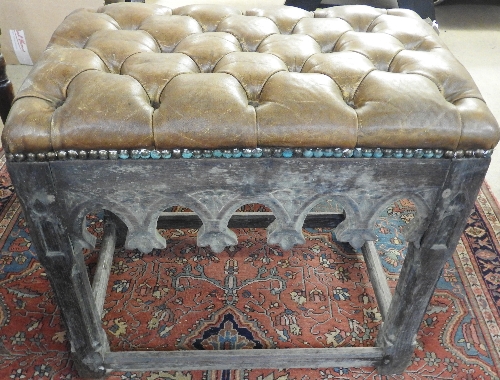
3;3;499;154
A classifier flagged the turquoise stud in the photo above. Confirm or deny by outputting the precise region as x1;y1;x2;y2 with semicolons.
182;149;193;159
423;149;434;158
303;149;314;158
314;148;324;158
252;148;263;158
150;150;161;159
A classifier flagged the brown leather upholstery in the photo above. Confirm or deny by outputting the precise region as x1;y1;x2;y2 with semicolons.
3;3;499;154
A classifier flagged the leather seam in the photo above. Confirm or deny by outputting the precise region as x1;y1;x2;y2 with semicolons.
62;68;107;101
11;94;58;107
252;101;258;149
120;52;146;75
254;32;280;52
63;69;110;103
85;47;113;72
290;16;312;35
387;49;404;73
150;101;156;151
155;57;200;104
211;51;236;73
169;32;199;52
139;30;162;53
351;66;376;106
404;71;445;98
255;69;286;146
332;30;354;53
97;10;123;31
452;95;485;104
453;96;490;151
121;73;150;103
258;70;287;102
84;48;111;74
455;99;463;151
261;17;281;35
214;30;244;50
49;104;56;153
155;72;187;107
49;68;90;151
116;38;161;73
366;12;386;33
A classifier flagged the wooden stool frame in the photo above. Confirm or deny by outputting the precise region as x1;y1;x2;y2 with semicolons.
6;151;490;377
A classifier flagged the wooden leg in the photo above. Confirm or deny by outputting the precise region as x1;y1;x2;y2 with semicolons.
377;241;447;373
376;158;489;374
0;52;15;124
7;156;490;376
8;163;109;378
104;209;127;248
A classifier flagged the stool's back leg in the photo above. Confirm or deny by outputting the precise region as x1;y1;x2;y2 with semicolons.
376;158;489;374
7;162;109;378
104;209;127;248
0;52;14;124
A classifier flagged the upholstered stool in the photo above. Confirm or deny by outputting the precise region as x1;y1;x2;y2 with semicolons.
3;3;499;377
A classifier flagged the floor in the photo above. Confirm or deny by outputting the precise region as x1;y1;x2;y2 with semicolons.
2;0;500;200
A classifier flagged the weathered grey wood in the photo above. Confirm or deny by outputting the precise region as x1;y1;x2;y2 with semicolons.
7;162;109;378
376;158;490;375
157;211;344;229
92;219;116;317
104;347;384;371
104;210;128;248
361;241;392;320
7;155;489;377
46;158;446;253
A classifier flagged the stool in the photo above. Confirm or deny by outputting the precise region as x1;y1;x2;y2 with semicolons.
3;3;499;378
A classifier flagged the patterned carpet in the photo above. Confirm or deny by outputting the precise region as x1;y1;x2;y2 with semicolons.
1;152;500;380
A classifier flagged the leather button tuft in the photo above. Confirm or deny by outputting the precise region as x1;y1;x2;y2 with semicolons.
3;3;499;154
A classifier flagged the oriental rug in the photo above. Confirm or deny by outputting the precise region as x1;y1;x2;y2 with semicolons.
1;152;500;380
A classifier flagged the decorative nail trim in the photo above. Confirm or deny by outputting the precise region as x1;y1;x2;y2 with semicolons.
6;148;493;162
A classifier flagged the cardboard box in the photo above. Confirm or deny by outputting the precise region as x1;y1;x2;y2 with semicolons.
0;0;104;65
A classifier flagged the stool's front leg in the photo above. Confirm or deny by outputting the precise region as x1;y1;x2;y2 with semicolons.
376;158;489;374
8;162;108;378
